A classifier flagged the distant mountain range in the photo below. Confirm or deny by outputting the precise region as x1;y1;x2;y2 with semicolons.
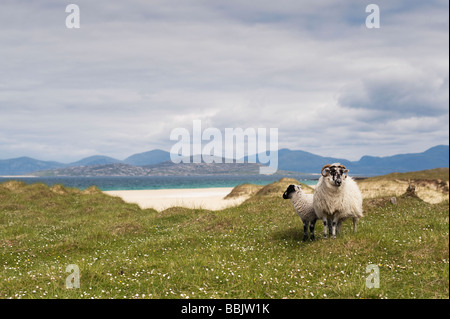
0;145;448;176
275;145;449;176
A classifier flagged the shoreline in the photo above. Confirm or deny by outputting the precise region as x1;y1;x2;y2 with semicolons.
104;187;248;212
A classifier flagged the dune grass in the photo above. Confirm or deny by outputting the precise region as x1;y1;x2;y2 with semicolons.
362;168;449;182
0;177;448;299
358;168;449;204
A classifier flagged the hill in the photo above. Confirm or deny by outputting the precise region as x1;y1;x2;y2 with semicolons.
1;145;448;176
355;145;449;174
360;167;449;182
0;175;448;299
123;149;171;166
276;145;449;175
68;155;121;167
358;168;449;204
276;149;352;174
33;161;268;176
0;157;65;175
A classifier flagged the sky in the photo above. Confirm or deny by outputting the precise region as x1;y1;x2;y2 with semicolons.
0;0;448;163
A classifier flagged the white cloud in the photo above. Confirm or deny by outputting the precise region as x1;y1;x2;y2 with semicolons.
0;0;448;162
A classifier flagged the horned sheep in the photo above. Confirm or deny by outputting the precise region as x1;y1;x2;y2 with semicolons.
313;163;363;238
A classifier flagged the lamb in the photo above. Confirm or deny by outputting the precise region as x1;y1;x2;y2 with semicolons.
313;163;363;239
283;184;318;241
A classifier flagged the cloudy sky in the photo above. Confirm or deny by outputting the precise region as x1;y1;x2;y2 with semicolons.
0;0;448;162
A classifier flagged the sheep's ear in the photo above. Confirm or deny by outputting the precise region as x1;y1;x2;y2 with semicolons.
343;168;349;178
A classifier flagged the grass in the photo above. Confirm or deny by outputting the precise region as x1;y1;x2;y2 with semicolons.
0;176;448;299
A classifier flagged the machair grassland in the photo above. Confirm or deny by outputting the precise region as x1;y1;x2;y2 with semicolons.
0;169;448;299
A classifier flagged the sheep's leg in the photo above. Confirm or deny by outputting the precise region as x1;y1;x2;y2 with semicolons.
302;221;309;242
352;218;358;233
322;217;328;238
336;219;343;235
328;217;333;235
331;216;339;239
309;219;317;241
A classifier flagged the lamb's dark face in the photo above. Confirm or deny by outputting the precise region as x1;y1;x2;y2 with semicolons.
283;184;300;199
322;164;349;187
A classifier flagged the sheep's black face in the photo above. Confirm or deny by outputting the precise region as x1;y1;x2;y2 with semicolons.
283;184;298;199
323;165;349;187
332;167;344;186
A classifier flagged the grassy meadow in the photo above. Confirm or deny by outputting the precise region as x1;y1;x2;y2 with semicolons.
0;170;448;299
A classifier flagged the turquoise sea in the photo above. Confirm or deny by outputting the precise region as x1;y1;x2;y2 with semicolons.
0;174;319;191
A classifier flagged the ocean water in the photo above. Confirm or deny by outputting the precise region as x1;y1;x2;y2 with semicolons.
0;174;319;191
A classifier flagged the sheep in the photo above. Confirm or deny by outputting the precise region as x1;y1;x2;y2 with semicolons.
313;163;363;239
283;184;318;241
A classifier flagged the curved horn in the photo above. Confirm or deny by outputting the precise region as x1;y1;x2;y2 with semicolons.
338;164;348;177
321;164;332;177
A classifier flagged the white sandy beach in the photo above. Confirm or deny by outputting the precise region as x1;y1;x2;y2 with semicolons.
103;187;247;211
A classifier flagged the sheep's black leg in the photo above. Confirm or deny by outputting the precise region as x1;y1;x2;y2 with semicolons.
309;219;317;241
336;219;343;235
331;221;337;238
322;218;328;238
302;221;309;242
331;216;339;239
352;218;358;233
